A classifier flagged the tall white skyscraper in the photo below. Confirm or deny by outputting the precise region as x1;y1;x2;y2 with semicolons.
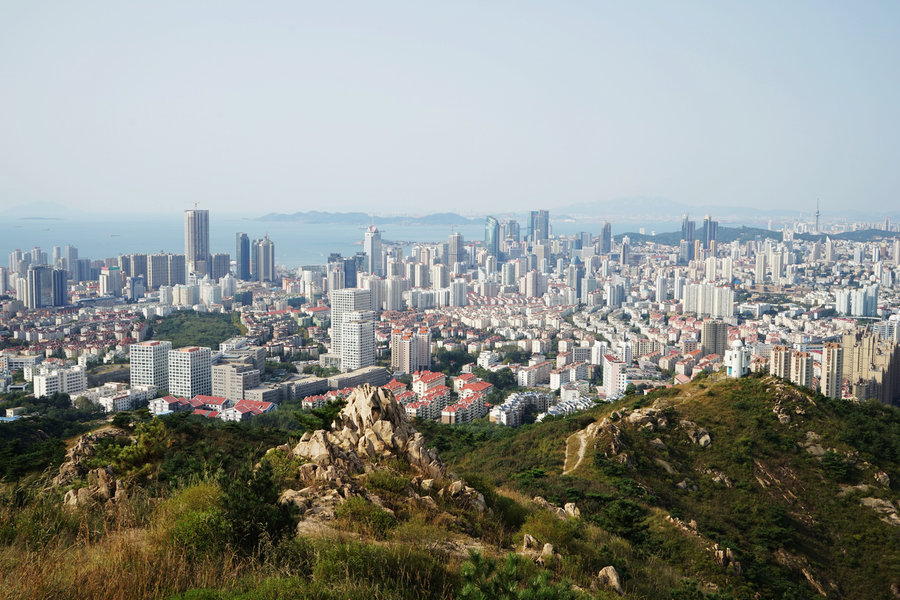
168;346;212;399
330;288;373;355
340;310;376;371
131;340;172;390
184;209;210;277
252;236;276;282
364;226;383;277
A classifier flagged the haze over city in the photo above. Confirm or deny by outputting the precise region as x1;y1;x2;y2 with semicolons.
2;1;899;218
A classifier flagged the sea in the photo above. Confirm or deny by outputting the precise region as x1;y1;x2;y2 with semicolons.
1;214;683;268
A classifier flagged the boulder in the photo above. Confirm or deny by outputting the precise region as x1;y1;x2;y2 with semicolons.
595;566;623;595
564;502;580;518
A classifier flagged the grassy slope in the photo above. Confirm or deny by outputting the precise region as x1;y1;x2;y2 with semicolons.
435;375;900;599
150;311;242;350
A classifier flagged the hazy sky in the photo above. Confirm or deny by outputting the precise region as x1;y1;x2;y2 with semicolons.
1;1;898;217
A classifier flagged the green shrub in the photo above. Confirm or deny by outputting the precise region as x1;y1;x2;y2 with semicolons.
367;469;410;494
169;508;231;556
334;496;397;539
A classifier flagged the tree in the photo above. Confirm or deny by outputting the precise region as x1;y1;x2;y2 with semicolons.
218;460;294;554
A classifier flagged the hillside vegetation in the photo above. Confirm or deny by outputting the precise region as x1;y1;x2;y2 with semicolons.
0;377;897;599
149;311;244;349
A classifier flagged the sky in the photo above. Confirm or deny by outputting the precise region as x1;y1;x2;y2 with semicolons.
1;1;898;218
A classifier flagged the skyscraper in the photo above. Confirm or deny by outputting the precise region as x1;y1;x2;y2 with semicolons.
529;210;550;243
700;320;728;358
340;311;376;371
251;236;275;282
235;233;251;280
703;214;718;250
447;232;464;271
600;222;612;254
485;216;500;257
364;226;383;277
821;342;843;399
184;209;210;276
331;288;373;357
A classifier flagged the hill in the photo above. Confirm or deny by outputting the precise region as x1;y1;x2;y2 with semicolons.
0;377;898;599
149;311;244;349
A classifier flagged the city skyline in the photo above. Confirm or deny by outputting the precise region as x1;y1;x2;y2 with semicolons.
2;3;899;217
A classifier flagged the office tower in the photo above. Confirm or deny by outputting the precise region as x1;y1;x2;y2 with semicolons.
821;342;843;399
501;220;521;244
620;237;630;265
70;258;91;283
703;214;718;249
364;225;383;277
340;310;376;371
529;210;550;243
131;340;172;390
790;351;814;390
0;267;7;295
51;246;61;268
567;259;584;300
64;245;78;273
99;266;123;297
184;209;210;276
168;346;212;399
700;320;728;358
342;258;358;288
449;279;468;306
331;288;373;356
327;265;346;296
252;236;275;282
236;233;251;280
485;216;500;257
681;215;696;244
447;232;464;271
770;346;791;379
25;266;52;309
210;253;231;281
600;222;612;254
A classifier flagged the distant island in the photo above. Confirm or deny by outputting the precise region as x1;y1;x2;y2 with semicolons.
256;211;478;226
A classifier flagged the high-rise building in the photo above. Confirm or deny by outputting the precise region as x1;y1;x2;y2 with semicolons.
501;220;521;244
364;226;383;277
700;320;728;358
99;266;123;297
447;232;465;271
600;222;612;254
184;209;210;276
390;327;431;375
251;236;275;282
340;311;376;371
450;279;468;306
211;253;231;281
485;216;500;257
212;362;260;401
770;346;791;380
821;342;843;399
330;288;373;356
236;233;251;280
703;214;718;250
168;346;212;399
529;210;550;243
25;266;65;308
790;351;815;390
131;340;172;390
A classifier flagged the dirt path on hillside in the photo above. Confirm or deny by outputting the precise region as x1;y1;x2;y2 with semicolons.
563;431;587;475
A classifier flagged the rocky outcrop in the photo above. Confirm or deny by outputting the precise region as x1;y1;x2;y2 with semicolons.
63;466;126;507
680;420;711;448
533;496;579;520
53;428;131;488
278;384;480;522
518;533;557;566
859;497;900;526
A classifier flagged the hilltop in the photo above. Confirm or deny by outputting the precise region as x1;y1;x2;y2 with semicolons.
0;377;898;599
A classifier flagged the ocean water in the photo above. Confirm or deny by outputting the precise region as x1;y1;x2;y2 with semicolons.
0;215;681;268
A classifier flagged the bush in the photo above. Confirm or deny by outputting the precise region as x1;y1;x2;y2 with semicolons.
367;470;410;494
334;497;397;539
458;550;576;600
219;461;295;554
169;508;232;556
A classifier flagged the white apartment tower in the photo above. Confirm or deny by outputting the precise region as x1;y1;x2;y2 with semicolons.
130;340;173;390
340;310;376;372
168;346;212;399
185;209;210;277
331;288;373;355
